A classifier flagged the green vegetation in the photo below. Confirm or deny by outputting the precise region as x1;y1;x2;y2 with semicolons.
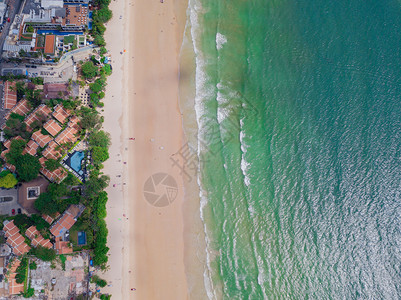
22;286;35;298
32;245;56;262
100;47;107;55
15;257;28;284
102;64;112;76
91;274;107;287
88;130;110;148
100;294;111;300
44;159;60;171
0;173;18;188
31;77;44;85
26;25;34;33
29;261;37;270
64;35;75;44
60;254;66;270
14;154;41;182
81;61;98;79
92;146;109;165
4;113;29;139
6;140;41;181
34;182;81;216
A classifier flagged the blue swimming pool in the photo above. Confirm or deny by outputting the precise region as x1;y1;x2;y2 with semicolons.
70;151;84;174
77;231;86;245
37;30;84;35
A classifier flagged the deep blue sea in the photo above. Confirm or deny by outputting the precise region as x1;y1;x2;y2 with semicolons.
183;0;401;298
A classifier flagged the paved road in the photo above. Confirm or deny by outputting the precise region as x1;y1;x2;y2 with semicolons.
0;0;24;59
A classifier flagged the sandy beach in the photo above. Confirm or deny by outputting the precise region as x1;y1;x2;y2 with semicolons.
102;0;195;299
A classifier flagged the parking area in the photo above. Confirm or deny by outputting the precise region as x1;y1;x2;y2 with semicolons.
0;187;22;216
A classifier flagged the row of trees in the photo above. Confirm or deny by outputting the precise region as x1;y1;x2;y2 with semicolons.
91;0;112;46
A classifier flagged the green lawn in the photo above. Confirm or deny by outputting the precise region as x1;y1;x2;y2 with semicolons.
63;35;75;44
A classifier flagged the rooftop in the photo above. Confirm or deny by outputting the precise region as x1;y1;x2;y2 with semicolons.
3;81;17;110
24;104;52;130
50;204;85;237
42;140;62;160
43;83;70;99
54;125;78;145
43;119;62;136
4;99;31;121
25;225;52;248
7;259;24;295
31;130;52;147
3;220;31;256
17;177;49;214
52;104;70;124
22;139;39;156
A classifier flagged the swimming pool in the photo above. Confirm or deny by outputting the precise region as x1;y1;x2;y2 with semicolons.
77;231;86;245
69;151;85;174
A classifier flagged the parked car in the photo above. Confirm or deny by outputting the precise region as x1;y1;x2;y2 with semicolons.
11;209;15;215
17;208;21;214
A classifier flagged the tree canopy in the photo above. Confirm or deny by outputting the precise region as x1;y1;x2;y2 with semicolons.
92;146;109;165
14;154;41;182
88;130;111;148
0;173;18;188
45;159;60;171
81;61;98;79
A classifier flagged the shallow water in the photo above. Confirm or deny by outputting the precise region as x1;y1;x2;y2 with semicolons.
181;0;401;298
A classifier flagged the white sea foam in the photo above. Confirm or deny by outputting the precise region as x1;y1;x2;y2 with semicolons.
240;118;251;186
189;0;219;298
216;32;227;50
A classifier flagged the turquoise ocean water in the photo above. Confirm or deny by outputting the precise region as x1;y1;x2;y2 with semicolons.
182;0;401;298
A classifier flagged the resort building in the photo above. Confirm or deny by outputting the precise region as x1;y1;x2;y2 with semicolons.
6;258;24;295
43;119;62;137
17;177;49;214
31;130;52;147
3;99;31;124
39;158;68;183
3;81;17;110
52;103;70;124
42;212;60;225
24;104;52;130
22;139;39;156
43;83;70;99
3;221;31;256
50;204;85;254
25;225;52;248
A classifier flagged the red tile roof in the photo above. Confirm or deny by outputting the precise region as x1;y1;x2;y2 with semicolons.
40;166;67;183
43;119;62;136
42;213;60;224
22;139;39;156
68;115;80;128
24;104;52;130
42;140;62;160
3;220;31;256
43;83;69;99
54;236;73;254
50;205;83;237
25;225;52;249
52;104;70;124
31;130;52;148
5;99;31;119
3;81;17;110
54;126;78;145
7;259;24;295
3;136;24;149
5;163;16;173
